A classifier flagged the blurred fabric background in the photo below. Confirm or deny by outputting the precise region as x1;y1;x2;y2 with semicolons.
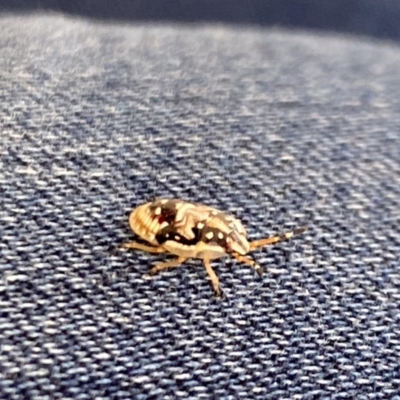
2;0;400;40
1;1;400;399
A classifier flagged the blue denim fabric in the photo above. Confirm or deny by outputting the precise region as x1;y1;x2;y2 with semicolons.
1;14;400;399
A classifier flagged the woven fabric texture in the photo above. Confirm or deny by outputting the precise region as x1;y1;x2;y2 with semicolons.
1;14;400;399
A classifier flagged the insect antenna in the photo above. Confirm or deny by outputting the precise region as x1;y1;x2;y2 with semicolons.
249;226;307;251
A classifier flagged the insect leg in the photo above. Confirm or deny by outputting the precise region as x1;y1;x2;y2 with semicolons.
149;256;187;275
231;252;263;276
119;241;166;254
203;258;221;297
249;226;307;251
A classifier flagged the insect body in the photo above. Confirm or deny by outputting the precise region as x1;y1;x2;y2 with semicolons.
120;198;306;297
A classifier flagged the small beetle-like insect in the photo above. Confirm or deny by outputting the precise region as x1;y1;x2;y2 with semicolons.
120;198;306;297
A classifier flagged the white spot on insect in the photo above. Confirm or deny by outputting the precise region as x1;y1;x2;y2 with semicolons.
160;199;168;204
154;207;162;215
174;235;180;241
160;222;169;229
205;231;214;240
197;222;205;229
165;233;170;238
218;232;224;240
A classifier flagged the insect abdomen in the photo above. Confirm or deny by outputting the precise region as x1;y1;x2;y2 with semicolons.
129;203;164;245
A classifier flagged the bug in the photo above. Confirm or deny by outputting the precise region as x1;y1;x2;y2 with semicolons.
119;198;306;297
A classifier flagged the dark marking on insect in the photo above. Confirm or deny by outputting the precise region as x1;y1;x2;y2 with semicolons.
156;226;202;246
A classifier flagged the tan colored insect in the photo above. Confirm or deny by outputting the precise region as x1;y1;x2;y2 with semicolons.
120;198;306;297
